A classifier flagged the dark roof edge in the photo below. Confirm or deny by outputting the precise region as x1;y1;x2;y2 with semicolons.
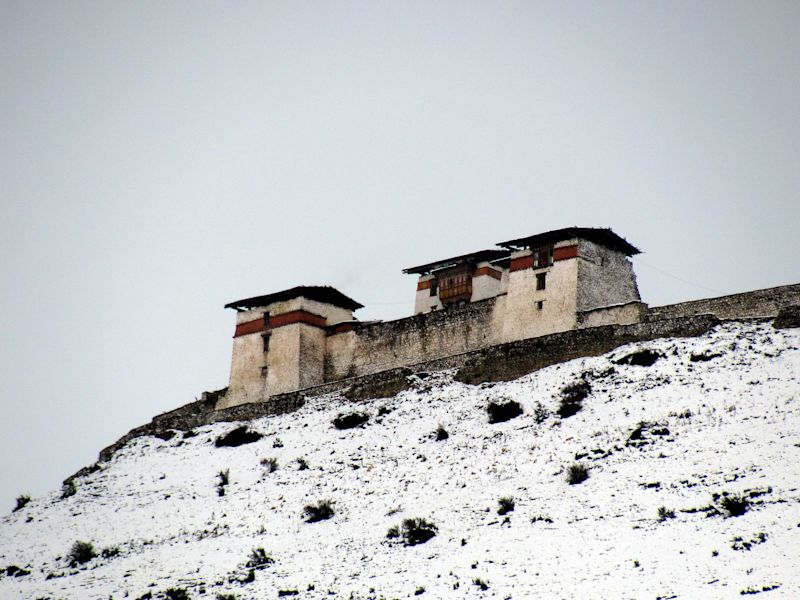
402;249;510;275
225;285;363;311
498;227;641;255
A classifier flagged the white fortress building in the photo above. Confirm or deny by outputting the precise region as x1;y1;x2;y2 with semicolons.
219;227;645;410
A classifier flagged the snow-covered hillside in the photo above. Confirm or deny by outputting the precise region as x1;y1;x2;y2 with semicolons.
2;321;799;599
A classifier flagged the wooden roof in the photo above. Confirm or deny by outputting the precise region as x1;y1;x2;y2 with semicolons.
225;286;363;311
498;227;641;256
402;249;510;275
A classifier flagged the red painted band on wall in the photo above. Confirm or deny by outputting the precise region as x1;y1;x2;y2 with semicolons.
234;318;266;337
554;244;579;261
417;279;431;291
473;266;502;280
268;310;327;330
327;322;357;335
510;255;534;272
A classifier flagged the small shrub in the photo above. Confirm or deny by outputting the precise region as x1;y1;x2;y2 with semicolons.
217;469;229;497
296;457;309;471
720;493;749;517
657;506;675;521
530;515;553;523
557;380;590;418
260;457;278;473
277;590;299;596
740;584;782;595
164;588;190;600
690;352;720;362
627;421;670;445
731;532;768;551
473;578;489;591
434;425;449;441
497;496;515;515
215;426;262;448
5;565;30;577
333;412;370;430
566;463;589;485
13;495;31;512
246;547;274;569
68;540;97;566
216;594;237;600
303;499;334;523
399;517;437;546
614;349;661;367
627;422;647;442
557;397;582;419
414;586;425;595
101;546;121;559
386;525;400;539
487;400;523;424
272;437;283;448
532;402;548;424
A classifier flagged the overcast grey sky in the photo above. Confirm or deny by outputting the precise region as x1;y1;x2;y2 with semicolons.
1;1;798;509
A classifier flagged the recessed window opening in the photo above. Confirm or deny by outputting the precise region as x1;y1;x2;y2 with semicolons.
533;245;554;268
536;273;547;290
536;300;544;310
429;280;437;296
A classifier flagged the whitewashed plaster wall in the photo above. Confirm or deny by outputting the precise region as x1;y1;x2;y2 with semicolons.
470;262;504;302
501;246;579;342
221;295;356;409
221;332;267;409
266;297;354;325
413;274;442;314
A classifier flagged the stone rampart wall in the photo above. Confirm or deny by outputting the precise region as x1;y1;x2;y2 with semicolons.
646;283;800;321
325;295;502;381
276;313;720;405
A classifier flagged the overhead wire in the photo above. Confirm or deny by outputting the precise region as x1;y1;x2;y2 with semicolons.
635;258;723;295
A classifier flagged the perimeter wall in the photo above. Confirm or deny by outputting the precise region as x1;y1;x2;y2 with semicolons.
645;283;800;321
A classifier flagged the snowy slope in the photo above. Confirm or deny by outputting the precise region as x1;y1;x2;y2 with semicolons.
1;321;799;600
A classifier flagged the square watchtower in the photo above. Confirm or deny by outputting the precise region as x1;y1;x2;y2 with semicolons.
218;286;362;410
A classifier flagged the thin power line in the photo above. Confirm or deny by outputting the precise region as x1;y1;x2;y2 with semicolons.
636;258;723;295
